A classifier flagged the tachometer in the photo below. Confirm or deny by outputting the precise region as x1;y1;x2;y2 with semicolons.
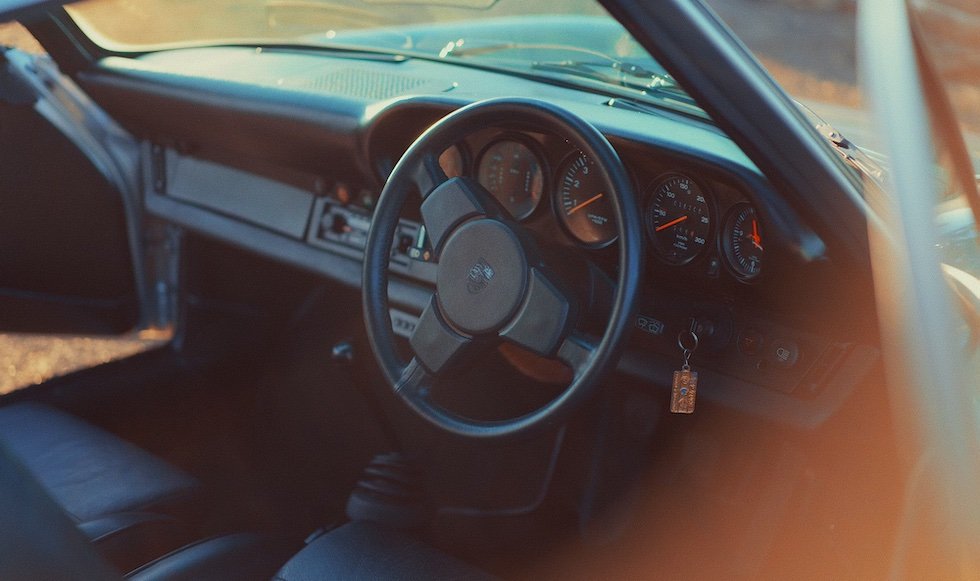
555;152;618;247
476;137;545;220
645;173;712;265
722;203;764;281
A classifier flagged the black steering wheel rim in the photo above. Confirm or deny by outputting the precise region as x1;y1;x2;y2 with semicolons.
363;97;643;440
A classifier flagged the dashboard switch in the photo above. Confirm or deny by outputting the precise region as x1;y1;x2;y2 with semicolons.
771;339;800;367
636;315;666;336
329;212;349;235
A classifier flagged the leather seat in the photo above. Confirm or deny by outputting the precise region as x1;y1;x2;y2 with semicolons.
125;533;294;581
0;402;200;522
0;402;201;571
0;403;492;580
274;521;494;580
127;522;493;581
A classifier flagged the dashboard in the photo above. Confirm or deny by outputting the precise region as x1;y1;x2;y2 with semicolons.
310;123;870;424
80;45;879;428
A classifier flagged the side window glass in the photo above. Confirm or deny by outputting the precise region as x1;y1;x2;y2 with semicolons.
911;1;980;280
704;1;861;140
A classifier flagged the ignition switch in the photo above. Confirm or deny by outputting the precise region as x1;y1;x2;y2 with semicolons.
687;312;732;353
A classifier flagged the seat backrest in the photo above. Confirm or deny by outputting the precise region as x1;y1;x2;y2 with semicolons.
0;440;120;580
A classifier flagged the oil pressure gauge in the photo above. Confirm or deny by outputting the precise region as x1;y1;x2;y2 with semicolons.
722;203;765;281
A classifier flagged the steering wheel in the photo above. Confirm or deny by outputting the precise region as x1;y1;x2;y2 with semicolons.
363;98;643;439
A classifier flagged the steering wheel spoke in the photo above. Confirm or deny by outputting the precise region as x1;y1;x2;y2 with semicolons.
420;176;499;253
500;267;575;357
557;332;598;377
395;357;436;399
409;297;474;374
413;150;448;199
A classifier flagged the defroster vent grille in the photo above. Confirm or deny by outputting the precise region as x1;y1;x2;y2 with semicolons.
290;68;437;100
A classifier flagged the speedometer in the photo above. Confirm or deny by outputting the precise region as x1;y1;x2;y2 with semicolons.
555;152;618;247
645;173;713;265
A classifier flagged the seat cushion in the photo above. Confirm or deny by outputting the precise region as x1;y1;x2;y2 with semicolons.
275;521;495;580
0;402;199;523
126;533;294;581
0;439;119;581
80;511;192;575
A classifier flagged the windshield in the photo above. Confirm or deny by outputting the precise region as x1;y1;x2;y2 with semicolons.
66;0;693;112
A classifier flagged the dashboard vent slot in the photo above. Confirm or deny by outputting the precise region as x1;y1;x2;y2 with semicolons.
293;68;436;100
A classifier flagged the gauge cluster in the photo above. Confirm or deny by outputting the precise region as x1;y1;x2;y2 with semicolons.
429;128;768;286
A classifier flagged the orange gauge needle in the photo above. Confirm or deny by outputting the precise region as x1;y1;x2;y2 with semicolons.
655;214;689;232
751;219;764;250
566;192;604;215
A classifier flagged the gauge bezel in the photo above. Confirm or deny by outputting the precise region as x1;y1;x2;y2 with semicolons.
644;172;715;266
474;133;548;221
552;150;620;249
720;201;765;283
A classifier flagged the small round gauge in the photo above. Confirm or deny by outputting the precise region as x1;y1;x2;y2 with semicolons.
722;203;765;281
476;137;545;220
555;152;618;247
646;173;712;265
439;144;467;179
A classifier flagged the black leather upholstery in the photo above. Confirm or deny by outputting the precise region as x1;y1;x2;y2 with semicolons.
79;512;190;575
126;533;294;581
0;402;492;580
79;512;182;545
0;402;202;572
0;439;119;581
274;522;495;581
0;402;200;523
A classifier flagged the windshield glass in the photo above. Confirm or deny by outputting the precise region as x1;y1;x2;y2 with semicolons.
66;0;693;112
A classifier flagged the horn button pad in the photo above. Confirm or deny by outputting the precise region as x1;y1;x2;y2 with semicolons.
436;219;529;335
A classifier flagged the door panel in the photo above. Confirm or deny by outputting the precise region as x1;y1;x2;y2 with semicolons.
0;58;138;334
